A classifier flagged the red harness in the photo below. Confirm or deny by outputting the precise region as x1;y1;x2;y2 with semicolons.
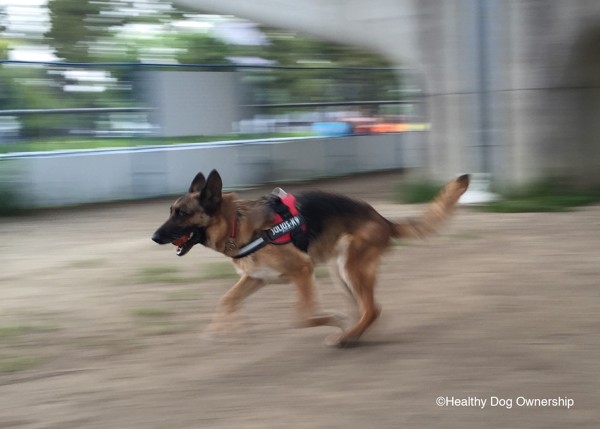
231;191;308;259
270;193;305;244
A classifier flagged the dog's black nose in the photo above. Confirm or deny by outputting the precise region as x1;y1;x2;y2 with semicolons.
152;231;167;244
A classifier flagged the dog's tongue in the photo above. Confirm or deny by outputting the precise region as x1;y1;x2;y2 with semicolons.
172;235;189;248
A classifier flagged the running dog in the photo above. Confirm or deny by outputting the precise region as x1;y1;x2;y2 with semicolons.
152;170;469;346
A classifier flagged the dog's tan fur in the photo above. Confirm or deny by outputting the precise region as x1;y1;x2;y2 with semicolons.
152;170;469;346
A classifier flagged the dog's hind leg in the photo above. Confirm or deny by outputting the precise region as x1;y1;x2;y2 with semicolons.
329;232;384;347
329;259;358;307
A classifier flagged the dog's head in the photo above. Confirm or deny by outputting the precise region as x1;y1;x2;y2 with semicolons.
152;169;223;256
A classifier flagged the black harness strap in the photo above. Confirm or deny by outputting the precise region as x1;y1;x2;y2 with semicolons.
232;233;269;259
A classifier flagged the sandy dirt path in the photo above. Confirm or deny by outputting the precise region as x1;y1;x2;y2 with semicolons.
1;171;599;428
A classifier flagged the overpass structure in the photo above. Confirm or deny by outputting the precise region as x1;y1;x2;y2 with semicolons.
176;0;600;187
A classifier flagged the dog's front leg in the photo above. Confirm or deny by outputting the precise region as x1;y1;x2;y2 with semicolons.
292;270;348;332
205;275;265;337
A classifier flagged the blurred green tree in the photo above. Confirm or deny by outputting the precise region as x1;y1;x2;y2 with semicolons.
174;32;233;65
46;0;106;62
46;0;179;62
240;28;400;108
0;67;77;137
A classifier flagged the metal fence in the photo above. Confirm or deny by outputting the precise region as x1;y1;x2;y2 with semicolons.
0;60;424;152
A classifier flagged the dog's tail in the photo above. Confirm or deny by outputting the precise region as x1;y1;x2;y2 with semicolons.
390;174;470;239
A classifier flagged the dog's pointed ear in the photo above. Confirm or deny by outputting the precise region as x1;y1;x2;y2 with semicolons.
189;172;206;193
199;170;222;213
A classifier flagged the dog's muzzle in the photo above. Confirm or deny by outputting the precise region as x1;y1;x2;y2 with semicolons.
152;227;207;256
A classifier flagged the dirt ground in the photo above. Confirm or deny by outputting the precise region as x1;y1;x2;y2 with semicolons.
1;171;599;429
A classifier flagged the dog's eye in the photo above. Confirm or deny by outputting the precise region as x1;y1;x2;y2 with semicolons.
176;209;190;217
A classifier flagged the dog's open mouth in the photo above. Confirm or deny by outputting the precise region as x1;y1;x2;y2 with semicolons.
171;228;205;256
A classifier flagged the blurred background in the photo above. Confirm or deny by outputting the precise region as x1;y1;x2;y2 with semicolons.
0;0;435;208
0;0;421;146
1;2;600;428
1;0;599;209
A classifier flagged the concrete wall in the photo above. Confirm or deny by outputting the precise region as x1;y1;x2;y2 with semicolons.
1;133;424;208
140;71;239;137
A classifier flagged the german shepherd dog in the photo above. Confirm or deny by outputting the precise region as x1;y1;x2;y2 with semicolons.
152;170;469;346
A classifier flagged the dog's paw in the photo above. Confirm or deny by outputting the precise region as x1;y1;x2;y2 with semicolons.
297;310;350;330
324;333;359;348
328;311;351;330
199;328;234;344
324;333;342;347
203;312;241;336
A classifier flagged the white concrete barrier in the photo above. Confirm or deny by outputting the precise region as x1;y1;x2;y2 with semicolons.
0;133;424;208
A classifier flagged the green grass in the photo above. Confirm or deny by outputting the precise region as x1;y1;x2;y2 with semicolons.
136;266;188;284
142;323;187;336
131;307;172;318
135;261;238;285
395;177;600;213
0;185;29;217
0;323;60;339
391;240;416;247
0;325;34;338
482;195;600;213
482;178;600;213
130;307;187;336
0;325;50;373
394;179;443;204
0;132;315;154
199;262;238;280
314;266;330;279
0;356;41;373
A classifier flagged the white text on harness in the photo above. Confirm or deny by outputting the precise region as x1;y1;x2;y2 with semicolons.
269;216;302;237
